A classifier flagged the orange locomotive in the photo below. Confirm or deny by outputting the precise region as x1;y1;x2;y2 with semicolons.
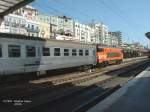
96;45;123;66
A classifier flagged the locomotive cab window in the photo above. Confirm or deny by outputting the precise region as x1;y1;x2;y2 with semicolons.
72;49;77;56
64;49;69;56
8;45;21;57
43;47;50;56
54;48;61;56
79;49;83;56
93;50;96;56
26;46;36;57
0;45;2;57
97;46;104;52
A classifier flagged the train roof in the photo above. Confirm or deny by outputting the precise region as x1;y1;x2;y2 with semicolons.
0;33;94;46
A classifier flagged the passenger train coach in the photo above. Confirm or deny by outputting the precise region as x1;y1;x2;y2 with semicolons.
0;33;123;75
0;33;125;76
0;33;97;75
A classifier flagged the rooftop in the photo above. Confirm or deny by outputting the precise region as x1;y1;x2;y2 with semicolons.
0;0;34;17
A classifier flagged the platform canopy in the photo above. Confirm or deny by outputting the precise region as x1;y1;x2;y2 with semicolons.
0;0;34;17
145;32;150;40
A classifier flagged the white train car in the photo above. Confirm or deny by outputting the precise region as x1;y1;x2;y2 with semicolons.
0;33;97;75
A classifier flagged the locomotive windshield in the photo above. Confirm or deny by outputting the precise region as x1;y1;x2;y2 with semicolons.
97;47;104;52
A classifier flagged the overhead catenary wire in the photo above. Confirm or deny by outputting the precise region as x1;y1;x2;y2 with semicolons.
33;0;83;21
106;0;143;40
33;2;57;15
52;0;92;18
32;0;146;45
33;0;70;17
96;0;143;43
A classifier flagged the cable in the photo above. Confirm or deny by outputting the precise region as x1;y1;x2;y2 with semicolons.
33;2;57;15
50;0;94;21
96;0;143;43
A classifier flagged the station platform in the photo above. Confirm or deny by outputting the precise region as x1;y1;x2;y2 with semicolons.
88;66;150;112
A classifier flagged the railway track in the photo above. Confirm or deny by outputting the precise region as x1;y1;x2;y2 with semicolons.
0;58;149;112
0;57;147;98
30;56;147;85
0;56;146;87
23;59;149;112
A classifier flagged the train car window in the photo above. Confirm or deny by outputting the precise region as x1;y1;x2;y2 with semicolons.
79;49;83;56
54;48;61;56
26;46;36;57
43;47;50;56
72;49;77;56
85;50;89;56
0;45;2;57
64;49;69;56
93;50;96;56
8;45;21;57
107;52;120;57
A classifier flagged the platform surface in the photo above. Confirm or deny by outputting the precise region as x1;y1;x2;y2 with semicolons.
88;66;150;112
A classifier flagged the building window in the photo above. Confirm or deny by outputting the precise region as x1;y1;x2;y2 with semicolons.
26;46;36;57
72;49;77;56
81;37;84;40
54;48;60;56
64;49;69;56
85;50;89;56
79;49;83;56
32;25;34;29
0;45;2;57
8;45;21;57
43;47;50;56
28;24;30;28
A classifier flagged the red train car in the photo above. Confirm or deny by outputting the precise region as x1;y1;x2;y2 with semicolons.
96;45;123;66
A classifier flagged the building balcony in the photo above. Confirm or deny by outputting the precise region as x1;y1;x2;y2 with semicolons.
26;28;39;33
4;21;26;28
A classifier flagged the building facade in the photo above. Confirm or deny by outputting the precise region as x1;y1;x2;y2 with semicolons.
37;13;51;38
0;14;27;35
50;16;74;37
0;5;124;47
108;32;119;47
74;21;96;43
0;5;39;37
26;20;39;37
89;22;109;45
109;31;122;46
